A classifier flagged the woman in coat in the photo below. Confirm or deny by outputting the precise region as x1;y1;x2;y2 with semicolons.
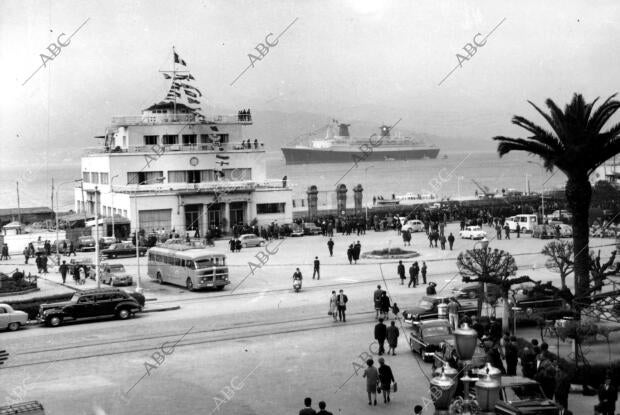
329;291;338;322
378;358;395;404
362;359;379;406
379;292;391;320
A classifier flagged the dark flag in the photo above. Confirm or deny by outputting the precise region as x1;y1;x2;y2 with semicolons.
216;154;230;160
184;90;198;98
188;97;200;104
162;73;171;79
189;74;195;80
168;90;181;98
174;51;187;66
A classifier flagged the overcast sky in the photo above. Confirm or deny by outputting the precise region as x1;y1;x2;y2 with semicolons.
2;0;620;163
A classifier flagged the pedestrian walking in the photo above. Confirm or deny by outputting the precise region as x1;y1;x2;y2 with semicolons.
329;291;338;322
229;238;235;252
313;256;320;280
374;285;383;319
408;263;418;288
78;266;86;284
327;238;334;256
353;241;361;264
535;353;556;400
397;260;405;285
495;224;502;240
347;244;353;264
363;359;379;406
316;401;332;415
235;239;242;252
447;298;459;329
421;261;427;284
42;255;48;274
379;292;390;320
505;336;519;376
448;233;455;250
521;346;537;379
516;223;520;238
504;223;510;239
378;358;395;404
386;321;399;355
337;289;348;322
299;397;316;415
374;318;387;355
73;265;80;284
59;260;68;284
23;246;29;264
390;303;400;320
68;241;76;256
440;234;446;250
1;244;9;260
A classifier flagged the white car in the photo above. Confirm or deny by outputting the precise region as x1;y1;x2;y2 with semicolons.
239;234;266;248
459;226;487;240
0;304;28;331
402;219;424;233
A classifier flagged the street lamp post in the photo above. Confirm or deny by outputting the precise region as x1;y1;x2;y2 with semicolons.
364;164;374;184
527;161;545;220
94;186;101;288
110;174;119;240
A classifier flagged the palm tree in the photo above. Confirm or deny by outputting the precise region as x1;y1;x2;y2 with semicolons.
494;93;620;311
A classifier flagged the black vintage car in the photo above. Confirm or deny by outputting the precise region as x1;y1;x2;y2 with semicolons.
494;376;561;415
409;319;454;362
402;296;477;324
102;243;147;259
38;288;144;327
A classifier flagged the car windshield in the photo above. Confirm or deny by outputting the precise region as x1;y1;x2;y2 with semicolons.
109;265;125;272
70;293;81;302
195;257;225;268
423;326;451;337
418;299;434;310
504;384;546;401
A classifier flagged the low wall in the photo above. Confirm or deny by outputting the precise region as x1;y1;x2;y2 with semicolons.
3;232;67;255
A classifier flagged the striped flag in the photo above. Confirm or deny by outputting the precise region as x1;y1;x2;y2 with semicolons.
174;51;187;66
162;73;171;79
184;90;198;98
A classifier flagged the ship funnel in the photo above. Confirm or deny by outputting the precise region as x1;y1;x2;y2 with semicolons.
380;125;391;138
338;123;351;137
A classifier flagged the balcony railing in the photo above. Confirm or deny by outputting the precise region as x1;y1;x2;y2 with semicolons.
110;113;252;126
86;142;265;155
112;179;287;194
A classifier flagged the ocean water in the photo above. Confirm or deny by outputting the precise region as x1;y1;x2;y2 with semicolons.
0;151;567;210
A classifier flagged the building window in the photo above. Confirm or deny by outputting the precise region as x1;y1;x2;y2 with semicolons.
91;172;100;184
188;170;201;183
83;172;90;183
144;135;158;145
200;170;215;182
217;134;229;143
100;172;109;184
256;203;285;214
101;205;107;216
182;134;197;145
200;134;213;144
168;171;187;183
221;168;251;181
127;171;163;185
163;134;178;145
123;209;128;217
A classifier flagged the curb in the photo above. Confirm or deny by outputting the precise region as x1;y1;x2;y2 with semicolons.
141;305;181;313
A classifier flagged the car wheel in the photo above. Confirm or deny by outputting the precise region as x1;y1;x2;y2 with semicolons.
186;278;194;291
259;241;265;247
7;322;20;331
156;272;163;284
48;316;62;327
117;308;130;320
242;243;247;248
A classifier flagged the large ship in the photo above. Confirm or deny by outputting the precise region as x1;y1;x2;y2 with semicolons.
281;121;440;165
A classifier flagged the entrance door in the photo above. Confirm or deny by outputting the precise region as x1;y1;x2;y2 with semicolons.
229;202;246;226
208;204;222;229
184;204;201;234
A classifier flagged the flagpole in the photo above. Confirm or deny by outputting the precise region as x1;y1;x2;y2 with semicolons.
173;46;177;119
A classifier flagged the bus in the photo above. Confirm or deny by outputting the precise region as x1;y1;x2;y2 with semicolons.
506;214;538;233
147;245;229;291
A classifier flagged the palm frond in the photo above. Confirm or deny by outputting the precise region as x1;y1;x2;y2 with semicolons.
494;137;556;160
528;100;566;141
512;116;564;152
587;93;620;133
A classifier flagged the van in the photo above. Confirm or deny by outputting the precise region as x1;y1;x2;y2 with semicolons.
506;214;538;232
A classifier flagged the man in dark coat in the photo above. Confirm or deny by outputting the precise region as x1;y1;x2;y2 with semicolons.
337;289;348;322
447;233;455;250
59;260;68;284
408;264;417;288
598;373;617;415
327;238;334;256
505;336;519;376
353;241;361;263
313;257;320;280
535;354;556;399
397;261;405;285
485;342;506;374
554;363;570;412
347;245;353;264
521;346;537;379
374;318;387;355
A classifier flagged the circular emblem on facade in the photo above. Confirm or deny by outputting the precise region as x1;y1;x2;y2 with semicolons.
190;157;199;166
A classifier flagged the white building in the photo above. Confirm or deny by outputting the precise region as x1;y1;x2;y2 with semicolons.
75;101;292;237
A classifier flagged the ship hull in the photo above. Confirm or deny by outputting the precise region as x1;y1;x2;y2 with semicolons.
281;147;440;165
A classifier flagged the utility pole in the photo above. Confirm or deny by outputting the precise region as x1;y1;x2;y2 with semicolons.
80;180;87;223
95;186;101;288
16;181;21;223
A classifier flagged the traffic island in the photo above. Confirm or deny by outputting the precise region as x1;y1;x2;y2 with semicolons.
361;247;420;259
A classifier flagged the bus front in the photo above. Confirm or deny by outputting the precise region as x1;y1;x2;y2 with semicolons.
192;254;230;290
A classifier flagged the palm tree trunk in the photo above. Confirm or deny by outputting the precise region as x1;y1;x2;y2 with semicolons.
565;175;592;309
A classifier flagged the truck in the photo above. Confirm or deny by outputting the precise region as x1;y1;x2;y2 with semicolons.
0;401;45;414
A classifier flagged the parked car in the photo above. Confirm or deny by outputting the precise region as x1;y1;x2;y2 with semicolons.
77;236;96;252
101;264;133;286
238;234;266;247
290;225;304;237
510;287;570;320
402;296;477;324
402;219;424;233
408;319;454;362
493;376;562;414
102;243;147;259
506;214;539;233
532;224;555;239
0;303;28;331
452;283;502;304
303;224;322;235
99;237;117;249
459;226;487;240
38;288;144;327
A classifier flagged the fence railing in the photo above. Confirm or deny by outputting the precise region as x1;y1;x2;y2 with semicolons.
86;142;265;155
112;179;286;194
110;114;252;126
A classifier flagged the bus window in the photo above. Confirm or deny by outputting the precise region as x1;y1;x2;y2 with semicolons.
180;259;185;267
196;258;215;269
187;261;196;270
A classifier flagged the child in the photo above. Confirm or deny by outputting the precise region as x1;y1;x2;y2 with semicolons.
391;303;400;320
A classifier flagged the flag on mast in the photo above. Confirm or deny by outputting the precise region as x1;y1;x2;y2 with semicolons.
173;50;187;66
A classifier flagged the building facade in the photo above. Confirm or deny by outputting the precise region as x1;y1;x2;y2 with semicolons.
75;102;292;237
